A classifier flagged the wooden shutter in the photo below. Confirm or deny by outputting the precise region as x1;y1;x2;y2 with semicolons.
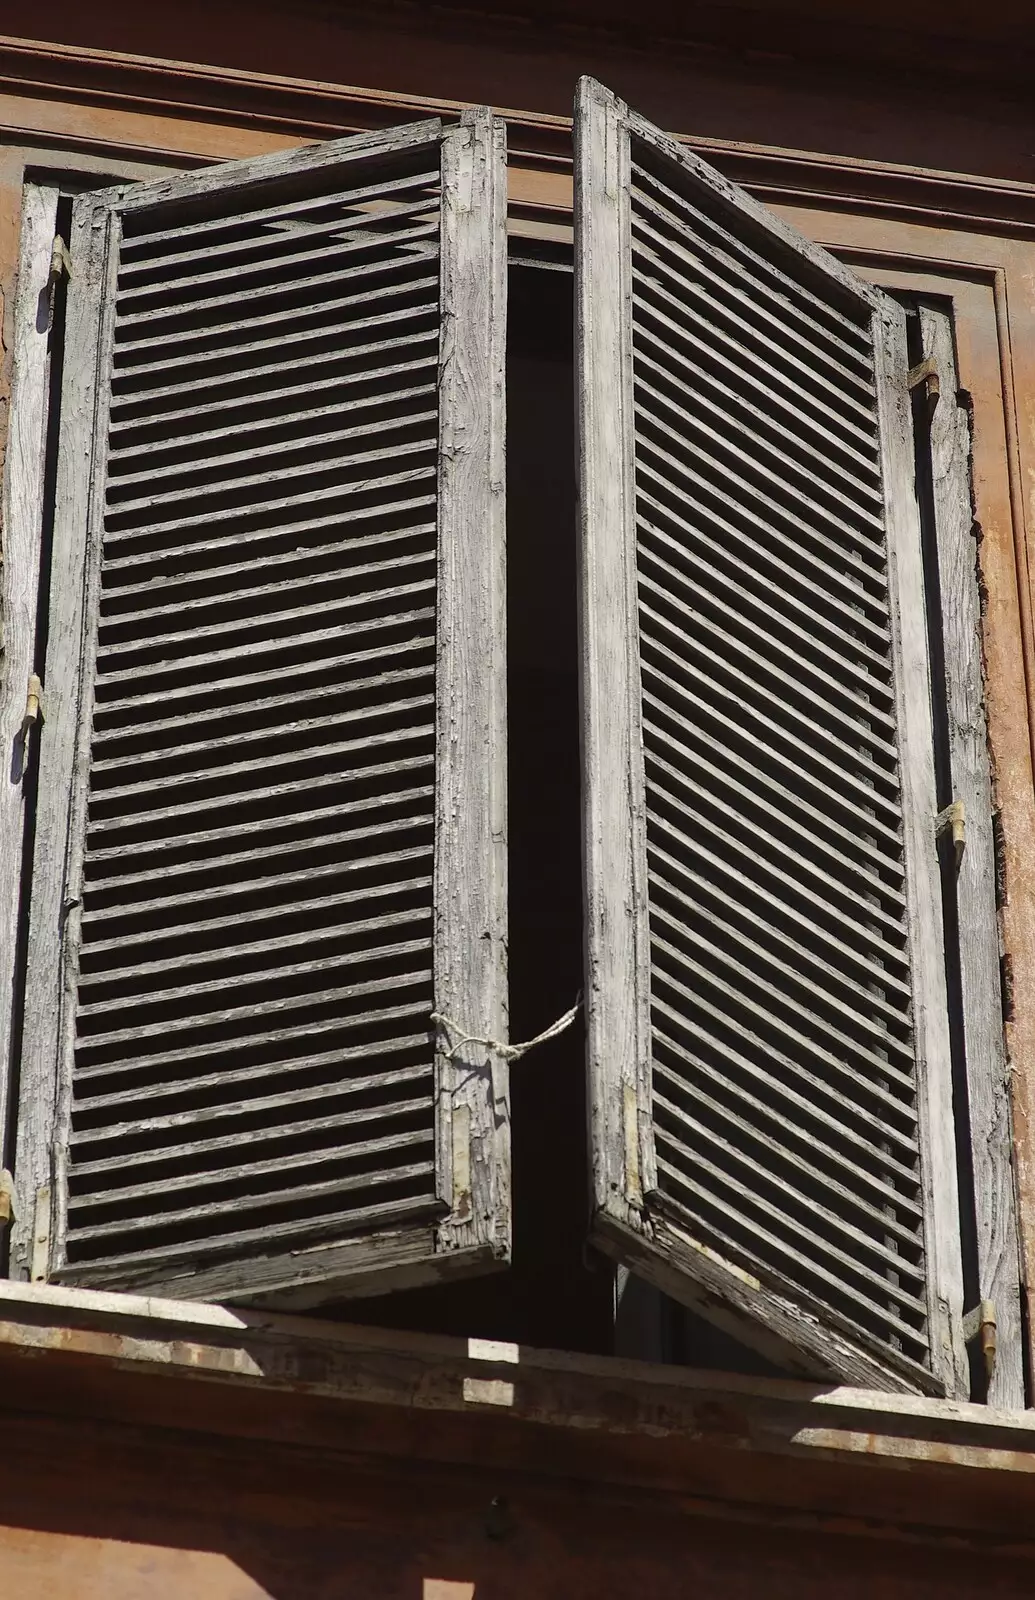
575;77;967;1396
12;112;509;1308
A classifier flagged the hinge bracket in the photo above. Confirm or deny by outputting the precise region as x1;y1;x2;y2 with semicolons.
908;355;940;413
937;798;966;868
963;1299;997;1384
48;234;71;290
30;1184;51;1282
15;673;43;783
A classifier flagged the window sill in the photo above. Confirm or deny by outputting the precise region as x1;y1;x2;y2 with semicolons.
0;1278;1034;1543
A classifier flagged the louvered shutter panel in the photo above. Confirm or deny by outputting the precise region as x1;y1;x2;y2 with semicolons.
13;113;509;1307
575;78;967;1396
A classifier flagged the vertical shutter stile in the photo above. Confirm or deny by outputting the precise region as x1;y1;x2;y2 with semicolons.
576;77;967;1396
13;115;510;1307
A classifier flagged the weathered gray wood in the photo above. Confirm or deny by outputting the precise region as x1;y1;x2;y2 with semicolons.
114;126;441;219
0;182;59;1183
874;300;968;1397
576;76;656;1230
10;193;112;1281
73;1064;429;1131
598;1210;941;1393
433;109;510;1264
116;273;440;360
576;75;967;1394
16;115;511;1307
114;302;441;385
58;1203;453;1303
920;303;1024;1409
74;1004;430;1085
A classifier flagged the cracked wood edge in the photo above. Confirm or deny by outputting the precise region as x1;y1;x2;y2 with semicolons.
921;302;1024;1409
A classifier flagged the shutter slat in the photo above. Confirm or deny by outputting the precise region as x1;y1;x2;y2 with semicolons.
113;272;439;359
629;229;877;428
85;758;435;842
120;162;441;255
64;1194;442;1280
652;1008;921;1197
85;788;434;865
102;529;437;604
90;699;435;776
74;1059;430;1124
101;466;437;548
636;422;887;593
103;500;438;577
71;1100;432;1170
636;476;889;648
631;268;877;458
107;338;439;436
652;937;919;1135
110;374;438;465
648;848;909;1032
79;912;429;992
118;220;439;306
635;391;885;549
640;603;899;792
650;891;912;1068
644;696;905;908
98;563;435;639
630;198;875;398
73;1003;431;1085
654;1098;927;1304
652;1050;922;1229
629;159;872;351
115;250;438;337
631;281;880;477
639;525;894;705
110;301;439;388
635;342;884;517
85;814;431;892
647;768;912;984
74;970;432;1057
655;1153;929;1353
105;435;436;523
77;937;432;1023
18;116;509;1302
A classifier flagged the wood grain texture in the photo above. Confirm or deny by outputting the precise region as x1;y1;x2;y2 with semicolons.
575;76;654;1228
874;299;968;1398
576;76;967;1395
0;181;58;1182
13;115;511;1306
434;108;510;1264
920;302;1023;1408
10;194;110;1279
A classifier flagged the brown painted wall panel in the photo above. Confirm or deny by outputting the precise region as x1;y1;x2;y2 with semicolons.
2;1412;1035;1600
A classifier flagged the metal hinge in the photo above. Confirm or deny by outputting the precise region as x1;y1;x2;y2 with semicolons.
30;1184;51;1282
963;1299;997;1385
908;355;940;413
48;234;71;291
937;798;966;868
15;673;43;783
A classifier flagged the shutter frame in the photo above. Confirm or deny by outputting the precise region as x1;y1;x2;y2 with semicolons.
575;76;967;1396
12;112;511;1308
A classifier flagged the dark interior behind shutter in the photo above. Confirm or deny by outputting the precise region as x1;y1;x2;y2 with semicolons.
575;77;967;1396
12;113;509;1307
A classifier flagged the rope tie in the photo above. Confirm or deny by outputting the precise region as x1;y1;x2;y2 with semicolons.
431;997;580;1063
